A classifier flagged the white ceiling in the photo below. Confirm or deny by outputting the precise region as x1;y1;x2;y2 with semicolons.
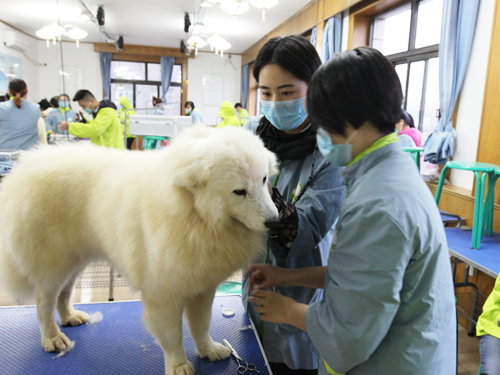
0;0;313;54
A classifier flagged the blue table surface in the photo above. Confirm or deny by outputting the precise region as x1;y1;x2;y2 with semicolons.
446;227;500;278
0;295;271;375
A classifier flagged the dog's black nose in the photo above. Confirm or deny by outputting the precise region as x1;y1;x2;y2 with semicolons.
265;219;280;229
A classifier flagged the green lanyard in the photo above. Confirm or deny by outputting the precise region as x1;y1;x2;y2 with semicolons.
273;161;285;188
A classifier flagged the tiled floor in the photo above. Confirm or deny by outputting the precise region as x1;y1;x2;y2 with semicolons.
0;282;482;374
458;325;481;375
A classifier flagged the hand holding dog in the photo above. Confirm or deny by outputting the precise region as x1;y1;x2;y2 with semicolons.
245;264;291;291
249;290;308;331
248;290;294;324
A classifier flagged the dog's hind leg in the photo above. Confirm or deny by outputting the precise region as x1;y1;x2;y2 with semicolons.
142;295;194;375
36;285;74;352
57;272;89;327
185;287;230;361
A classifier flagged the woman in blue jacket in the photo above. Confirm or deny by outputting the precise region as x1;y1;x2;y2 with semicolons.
0;79;41;151
44;94;77;135
242;35;345;375
248;47;456;375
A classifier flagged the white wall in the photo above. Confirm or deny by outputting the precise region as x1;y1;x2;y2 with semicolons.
37;41;102;106
0;23;40;100
450;0;495;191
187;53;242;126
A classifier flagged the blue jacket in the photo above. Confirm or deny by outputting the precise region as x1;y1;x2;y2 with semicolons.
306;142;456;375
0;99;40;151
242;116;345;370
44;107;77;134
189;109;204;124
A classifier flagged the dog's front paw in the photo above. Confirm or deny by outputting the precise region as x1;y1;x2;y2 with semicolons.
167;362;195;375
61;310;89;326
42;332;73;352
198;342;231;361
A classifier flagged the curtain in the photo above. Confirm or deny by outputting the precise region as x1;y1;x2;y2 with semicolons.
423;0;480;164
241;64;250;109
160;56;175;101
99;52;112;100
310;26;317;46
321;15;342;62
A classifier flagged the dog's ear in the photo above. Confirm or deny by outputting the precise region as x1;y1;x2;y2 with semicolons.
169;139;211;188
170;162;205;188
267;149;278;176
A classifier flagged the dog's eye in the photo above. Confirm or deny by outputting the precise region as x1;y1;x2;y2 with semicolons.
263;176;267;184
233;189;247;196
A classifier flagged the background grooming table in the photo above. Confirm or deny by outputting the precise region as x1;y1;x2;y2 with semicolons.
0;295;271;375
447;227;500;278
446;227;500;335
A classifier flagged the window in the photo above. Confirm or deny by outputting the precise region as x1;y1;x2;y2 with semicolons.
371;0;443;137
110;61;182;115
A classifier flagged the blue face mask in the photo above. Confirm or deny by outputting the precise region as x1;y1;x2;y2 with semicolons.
260;97;307;131
59;101;69;108
84;107;94;114
316;127;358;167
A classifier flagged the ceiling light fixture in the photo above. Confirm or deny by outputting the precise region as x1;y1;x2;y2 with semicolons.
36;23;88;48
66;27;88;48
221;0;249;16
207;34;231;57
249;0;279;22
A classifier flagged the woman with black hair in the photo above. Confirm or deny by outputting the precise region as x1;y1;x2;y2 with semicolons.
184;101;204;124
0;79;42;151
248;47;456;374
242;35;345;375
45;94;77;135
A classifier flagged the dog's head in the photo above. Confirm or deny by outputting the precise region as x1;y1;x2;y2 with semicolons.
167;125;279;233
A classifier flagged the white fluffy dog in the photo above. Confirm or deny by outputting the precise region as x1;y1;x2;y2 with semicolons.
0;125;278;375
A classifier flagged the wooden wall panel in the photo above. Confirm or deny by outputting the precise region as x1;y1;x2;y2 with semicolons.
94;43;192;59
476;0;500;204
348;14;370;48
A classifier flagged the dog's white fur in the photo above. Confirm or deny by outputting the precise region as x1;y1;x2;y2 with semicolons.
0;125;278;375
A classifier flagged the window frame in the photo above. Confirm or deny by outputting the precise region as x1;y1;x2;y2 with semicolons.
110;61;183;114
369;0;440;132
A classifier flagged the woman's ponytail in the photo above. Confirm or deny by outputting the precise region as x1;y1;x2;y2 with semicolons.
13;93;22;109
8;79;28;109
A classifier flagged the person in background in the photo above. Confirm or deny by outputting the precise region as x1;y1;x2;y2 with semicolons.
217;101;240;128
119;96;136;150
247;47;456;375
50;96;59;109
397;110;422;147
477;274;500;374
38;99;54;118
242;35;345;375
45;94;77;135
235;102;249;126
152;96;165;115
0;79;45;151
59;89;124;150
184;101;203;124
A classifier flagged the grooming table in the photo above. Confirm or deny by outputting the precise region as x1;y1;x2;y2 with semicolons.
446;227;500;278
0;295;272;375
446;227;500;335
